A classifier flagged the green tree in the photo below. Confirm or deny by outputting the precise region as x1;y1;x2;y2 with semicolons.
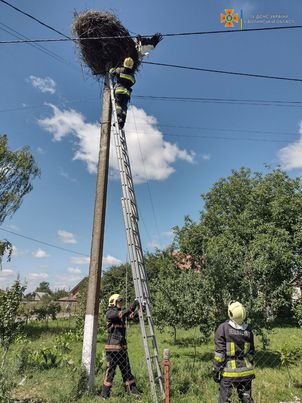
0;280;26;363
174;167;302;330
101;263;134;307
35;281;52;295
149;250;216;343
0;135;40;263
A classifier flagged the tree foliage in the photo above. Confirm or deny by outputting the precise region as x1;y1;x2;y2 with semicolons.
0;135;40;263
0;280;25;355
35;281;52;295
174;167;302;329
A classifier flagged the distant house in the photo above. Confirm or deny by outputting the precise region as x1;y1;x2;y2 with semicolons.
69;277;88;300
290;273;302;301
171;251;203;272
34;292;50;301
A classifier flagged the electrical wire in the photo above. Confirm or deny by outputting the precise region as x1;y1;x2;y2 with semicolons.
0;21;74;68
134;95;302;108
2;95;302;116
0;228;89;257
0;0;70;39
142;61;302;83
130;107;162;245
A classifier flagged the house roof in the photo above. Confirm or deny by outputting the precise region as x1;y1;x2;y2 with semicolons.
70;277;88;295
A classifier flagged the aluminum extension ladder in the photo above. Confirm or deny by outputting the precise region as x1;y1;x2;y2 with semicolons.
109;76;164;403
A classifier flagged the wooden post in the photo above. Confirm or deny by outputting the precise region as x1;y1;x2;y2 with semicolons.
81;74;112;390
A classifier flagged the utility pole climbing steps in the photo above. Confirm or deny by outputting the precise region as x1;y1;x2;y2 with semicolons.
109;75;164;403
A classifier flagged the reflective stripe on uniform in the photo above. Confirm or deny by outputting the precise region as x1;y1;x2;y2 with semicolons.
227;341;236;357
230;360;236;369
244;342;250;355
105;344;127;351
222;369;255;378
214;354;225;363
120;73;135;84
115;88;131;96
124;379;135;386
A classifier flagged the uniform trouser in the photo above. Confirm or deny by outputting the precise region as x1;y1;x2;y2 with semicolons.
115;93;130;128
101;349;136;397
218;378;254;403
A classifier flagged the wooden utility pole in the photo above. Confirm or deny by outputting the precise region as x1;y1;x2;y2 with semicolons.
82;75;112;390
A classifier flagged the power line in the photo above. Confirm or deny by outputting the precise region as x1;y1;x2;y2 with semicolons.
2;95;302;116
164;133;289;143
0;21;74;68
0;23;301;44
142;61;302;83
0;0;70;39
134;95;302;108
0;228;89;257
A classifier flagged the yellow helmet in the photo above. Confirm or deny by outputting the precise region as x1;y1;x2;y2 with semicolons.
108;293;123;306
123;57;134;69
228;301;246;325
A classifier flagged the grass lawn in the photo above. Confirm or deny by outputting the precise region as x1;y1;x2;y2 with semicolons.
6;319;302;402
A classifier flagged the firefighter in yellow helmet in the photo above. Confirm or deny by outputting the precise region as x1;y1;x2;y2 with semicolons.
109;57;135;129
100;293;140;400
213;301;255;403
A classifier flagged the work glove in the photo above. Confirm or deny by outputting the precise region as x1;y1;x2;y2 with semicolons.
212;369;221;383
130;299;140;312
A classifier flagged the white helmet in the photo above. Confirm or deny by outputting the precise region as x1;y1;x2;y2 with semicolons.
228;301;246;325
108;293;123;306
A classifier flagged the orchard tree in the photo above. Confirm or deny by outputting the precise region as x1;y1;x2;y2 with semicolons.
0;280;26;362
149;250;216;343
174;167;302;329
0;135;40;263
35;281;52;295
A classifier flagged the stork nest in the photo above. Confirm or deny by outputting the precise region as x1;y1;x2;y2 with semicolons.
72;10;140;76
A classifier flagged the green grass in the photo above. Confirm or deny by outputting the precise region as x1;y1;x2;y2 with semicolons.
6;319;302;402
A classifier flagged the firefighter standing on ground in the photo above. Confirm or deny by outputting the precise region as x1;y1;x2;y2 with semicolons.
100;293;141;400
213;301;255;403
109;57;135;129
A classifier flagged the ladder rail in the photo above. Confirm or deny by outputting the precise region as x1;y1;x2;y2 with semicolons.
109;76;164;401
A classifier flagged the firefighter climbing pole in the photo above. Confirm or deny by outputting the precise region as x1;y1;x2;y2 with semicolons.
109;76;164;402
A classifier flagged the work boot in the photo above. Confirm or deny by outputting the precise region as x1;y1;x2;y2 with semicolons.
99;385;111;400
128;385;142;399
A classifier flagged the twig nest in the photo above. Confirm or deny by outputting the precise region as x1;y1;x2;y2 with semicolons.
72;10;140;76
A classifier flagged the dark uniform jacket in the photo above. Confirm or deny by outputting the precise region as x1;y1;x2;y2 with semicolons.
109;67;136;98
213;320;255;380
105;306;135;351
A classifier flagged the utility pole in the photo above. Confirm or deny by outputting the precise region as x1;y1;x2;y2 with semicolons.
82;74;112;390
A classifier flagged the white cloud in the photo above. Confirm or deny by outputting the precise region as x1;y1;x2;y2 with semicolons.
70;256;90;265
162;231;174;238
28;75;56;94
69;255;121;266
54;274;83;290
59;168;76;182
103;255;122;266
0;269;15;278
148;240;161;250
58;229;77;244
28;272;49;279
38;104;195;183
0;269;17;289
68;267;81;274
33;248;49;258
37;147;45;154
201;154;211;161
278;122;302;170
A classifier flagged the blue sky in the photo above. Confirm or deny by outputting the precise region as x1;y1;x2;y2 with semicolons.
1;0;302;292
